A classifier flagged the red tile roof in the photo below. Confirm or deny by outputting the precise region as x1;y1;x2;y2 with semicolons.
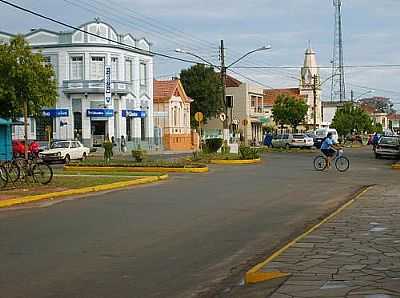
153;79;191;103
225;75;242;87
263;88;303;106
360;104;376;114
387;113;400;120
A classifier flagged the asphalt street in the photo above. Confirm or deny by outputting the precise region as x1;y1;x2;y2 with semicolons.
0;147;398;298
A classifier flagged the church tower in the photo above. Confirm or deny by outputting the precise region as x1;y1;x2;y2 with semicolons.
300;46;322;128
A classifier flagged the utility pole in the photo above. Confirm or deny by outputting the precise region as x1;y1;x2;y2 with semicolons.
23;98;28;160
313;75;318;130
220;40;229;141
351;90;354;102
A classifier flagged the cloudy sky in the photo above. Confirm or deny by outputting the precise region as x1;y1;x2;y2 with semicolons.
1;0;400;106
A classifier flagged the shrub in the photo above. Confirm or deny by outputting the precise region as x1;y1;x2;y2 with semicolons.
221;140;230;155
204;138;223;153
239;145;260;160
132;145;146;162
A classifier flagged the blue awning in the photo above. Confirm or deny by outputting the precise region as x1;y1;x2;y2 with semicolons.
122;110;146;118
42;109;69;117
87;109;114;117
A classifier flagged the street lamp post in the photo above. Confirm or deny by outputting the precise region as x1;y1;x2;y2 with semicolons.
176;42;271;143
351;90;374;102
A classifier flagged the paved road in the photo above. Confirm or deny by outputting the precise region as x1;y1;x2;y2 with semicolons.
0;148;398;298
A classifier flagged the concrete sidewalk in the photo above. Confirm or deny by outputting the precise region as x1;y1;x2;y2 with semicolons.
240;185;400;298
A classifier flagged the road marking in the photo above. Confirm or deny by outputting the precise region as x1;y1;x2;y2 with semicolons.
245;185;374;284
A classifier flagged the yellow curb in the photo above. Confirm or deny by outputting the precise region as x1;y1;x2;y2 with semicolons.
245;185;373;284
210;158;261;165
0;174;168;209
391;163;400;169
64;165;208;173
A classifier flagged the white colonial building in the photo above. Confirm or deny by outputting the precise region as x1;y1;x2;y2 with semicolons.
0;20;154;149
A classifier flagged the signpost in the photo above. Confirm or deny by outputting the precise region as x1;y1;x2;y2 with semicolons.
242;119;249;146
104;65;112;106
194;112;204;150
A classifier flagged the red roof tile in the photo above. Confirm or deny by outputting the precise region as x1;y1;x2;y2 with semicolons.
225;75;242;87
153;79;191;103
263;88;303;106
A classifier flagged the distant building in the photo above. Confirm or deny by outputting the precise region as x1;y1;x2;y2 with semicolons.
388;114;400;132
205;75;266;144
321;101;347;127
1;20;154;149
263;46;323;131
153;79;196;151
360;104;389;130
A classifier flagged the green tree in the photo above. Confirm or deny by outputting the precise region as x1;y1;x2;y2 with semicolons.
180;64;223;126
0;35;57;119
272;94;308;131
331;103;373;137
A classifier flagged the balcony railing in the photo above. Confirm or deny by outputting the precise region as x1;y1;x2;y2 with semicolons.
63;80;132;94
164;126;191;135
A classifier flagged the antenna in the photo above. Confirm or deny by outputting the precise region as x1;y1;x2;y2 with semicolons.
331;0;346;102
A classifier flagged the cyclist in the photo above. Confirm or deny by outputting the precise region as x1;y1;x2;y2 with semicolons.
320;132;340;168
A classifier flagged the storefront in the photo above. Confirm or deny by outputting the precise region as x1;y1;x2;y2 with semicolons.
87;109;113;147
36;109;69;142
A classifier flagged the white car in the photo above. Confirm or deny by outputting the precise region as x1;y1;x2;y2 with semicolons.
40;140;90;164
290;134;314;148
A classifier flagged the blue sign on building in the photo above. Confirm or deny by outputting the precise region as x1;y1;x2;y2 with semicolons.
42;109;69;117
122;110;146;118
87;109;114;117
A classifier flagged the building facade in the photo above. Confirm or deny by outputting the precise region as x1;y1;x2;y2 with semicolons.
205;76;266;144
153;79;196;151
1;20;154;149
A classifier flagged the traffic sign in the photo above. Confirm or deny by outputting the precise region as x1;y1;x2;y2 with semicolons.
194;112;204;122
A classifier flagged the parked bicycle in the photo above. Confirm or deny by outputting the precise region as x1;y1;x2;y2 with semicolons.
0;157;53;189
313;149;350;172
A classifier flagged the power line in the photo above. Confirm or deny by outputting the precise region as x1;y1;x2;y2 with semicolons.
231;64;400;69
0;0;213;66
63;0;218;59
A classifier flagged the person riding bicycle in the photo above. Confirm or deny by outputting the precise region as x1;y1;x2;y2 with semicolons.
321;132;341;168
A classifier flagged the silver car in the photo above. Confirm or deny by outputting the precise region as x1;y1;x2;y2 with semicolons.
374;136;400;159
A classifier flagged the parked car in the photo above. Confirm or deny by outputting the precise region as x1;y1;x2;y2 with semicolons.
314;128;339;148
271;134;314;149
290;134;314;148
39;140;90;164
374;136;400;159
272;134;290;148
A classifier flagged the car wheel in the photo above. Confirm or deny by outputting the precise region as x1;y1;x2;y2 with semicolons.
64;154;71;164
82;152;87;161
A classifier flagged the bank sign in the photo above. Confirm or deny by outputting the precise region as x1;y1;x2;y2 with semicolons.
42;109;69;117
104;65;112;106
122;110;146;118
87;109;114;117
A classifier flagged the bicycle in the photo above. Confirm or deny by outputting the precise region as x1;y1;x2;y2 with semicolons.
313;149;350;172
15;157;53;185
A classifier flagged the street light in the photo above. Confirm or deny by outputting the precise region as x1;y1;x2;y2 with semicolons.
351;90;374;102
176;43;272;143
175;49;218;68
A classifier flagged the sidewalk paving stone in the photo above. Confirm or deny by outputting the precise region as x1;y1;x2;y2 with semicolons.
261;185;400;298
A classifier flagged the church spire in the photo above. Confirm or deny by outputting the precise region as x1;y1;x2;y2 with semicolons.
301;44;320;88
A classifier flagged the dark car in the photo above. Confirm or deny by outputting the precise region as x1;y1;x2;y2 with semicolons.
374;136;400;159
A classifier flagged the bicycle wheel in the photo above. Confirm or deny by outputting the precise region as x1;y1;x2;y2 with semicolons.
4;161;20;183
0;165;8;188
335;156;350;172
314;155;327;171
32;163;53;185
